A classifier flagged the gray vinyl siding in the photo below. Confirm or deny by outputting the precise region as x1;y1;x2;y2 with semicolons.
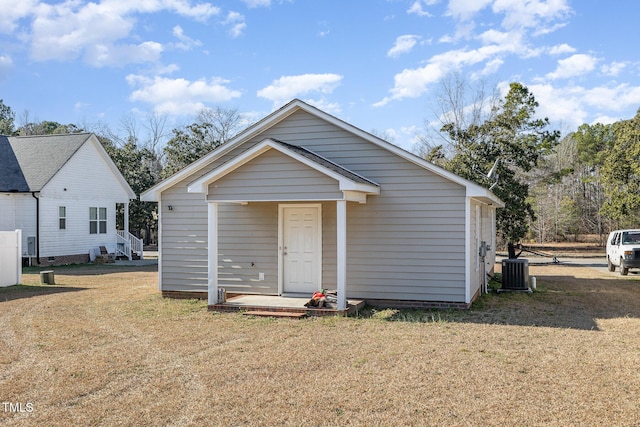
256;110;467;302
160;109;470;302
159;184;209;292
208;148;342;201
218;202;278;294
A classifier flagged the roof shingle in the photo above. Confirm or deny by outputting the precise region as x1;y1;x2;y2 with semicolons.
0;133;91;192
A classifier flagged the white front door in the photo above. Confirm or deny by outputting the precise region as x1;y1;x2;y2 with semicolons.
281;204;322;294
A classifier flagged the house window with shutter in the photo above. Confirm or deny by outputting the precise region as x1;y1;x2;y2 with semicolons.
90;207;107;234
59;206;66;230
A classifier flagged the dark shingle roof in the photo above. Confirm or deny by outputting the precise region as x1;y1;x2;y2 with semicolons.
0;133;91;192
0;136;29;192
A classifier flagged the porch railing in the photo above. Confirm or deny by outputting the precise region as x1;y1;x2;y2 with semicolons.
116;230;144;260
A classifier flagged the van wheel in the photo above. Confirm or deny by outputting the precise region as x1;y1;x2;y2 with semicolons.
607;257;615;272
620;259;629;276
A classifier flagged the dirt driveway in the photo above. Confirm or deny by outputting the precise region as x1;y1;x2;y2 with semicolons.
1;262;639;426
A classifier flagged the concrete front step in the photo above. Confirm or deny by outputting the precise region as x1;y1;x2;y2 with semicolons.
243;310;307;318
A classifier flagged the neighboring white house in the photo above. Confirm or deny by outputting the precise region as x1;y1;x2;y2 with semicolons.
0;133;140;266
141;99;504;310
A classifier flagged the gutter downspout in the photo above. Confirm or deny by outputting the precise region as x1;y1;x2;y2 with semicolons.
31;192;40;264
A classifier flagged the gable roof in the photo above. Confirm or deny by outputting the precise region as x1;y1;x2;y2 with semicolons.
141;99;503;207
0;133;135;198
270;139;379;186
187;138;380;199
2;133;90;192
0;136;30;192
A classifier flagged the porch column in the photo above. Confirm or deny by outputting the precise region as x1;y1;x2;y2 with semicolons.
208;202;219;305
336;200;347;311
124;202;129;233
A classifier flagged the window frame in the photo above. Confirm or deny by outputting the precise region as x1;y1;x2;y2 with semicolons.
90;207;108;234
59;206;66;230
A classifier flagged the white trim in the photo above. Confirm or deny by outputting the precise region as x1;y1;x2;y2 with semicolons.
124;202;129;236
88;134;136;200
208;202;219;305
465;197;471;304
207;198;346;203
475;204;480;273
342;191;367;204
187;138;379;196
141;99;496;206
157;200;163;291
278;203;322;295
336;200;347;311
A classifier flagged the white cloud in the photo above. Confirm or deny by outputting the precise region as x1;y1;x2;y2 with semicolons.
492;0;571;31
375;42;517;106
446;0;492;21
549;43;575;55
317;21;330;38
478;57;504;76
407;0;436;17
257;73;343;105
239;0;294;8
74;101;90;111
0;54;14;80
478;29;510;45
0;0;38;34
545;53;597;80
241;0;272;7
600;61;626;77
387;35;421;58
20;0;220;66
583;84;640;111
591;115;619;125
527;83;588;128
172;25;202;51
224;11;246;38
304;98;341;115
526;82;640;130
84;41;164;67
126;74;242;115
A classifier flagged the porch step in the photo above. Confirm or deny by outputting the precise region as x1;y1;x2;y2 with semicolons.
243;310;307;318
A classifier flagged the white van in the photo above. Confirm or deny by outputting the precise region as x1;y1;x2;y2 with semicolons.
606;229;640;275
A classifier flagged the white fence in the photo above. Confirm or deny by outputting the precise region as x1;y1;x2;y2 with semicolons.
0;229;22;287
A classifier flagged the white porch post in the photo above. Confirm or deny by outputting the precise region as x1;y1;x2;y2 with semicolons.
208;202;219;305
336;200;347;311
124;202;129;233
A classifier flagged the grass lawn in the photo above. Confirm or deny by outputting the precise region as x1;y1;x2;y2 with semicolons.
1;262;639;426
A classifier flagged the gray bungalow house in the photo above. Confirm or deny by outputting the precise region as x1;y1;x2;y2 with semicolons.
141;99;503;310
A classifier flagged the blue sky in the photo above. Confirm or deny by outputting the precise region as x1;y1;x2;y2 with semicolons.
1;0;639;152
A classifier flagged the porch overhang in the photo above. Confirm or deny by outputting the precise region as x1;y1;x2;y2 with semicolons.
189;139;377;312
187;138;380;203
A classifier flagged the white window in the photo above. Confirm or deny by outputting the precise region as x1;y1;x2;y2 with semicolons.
59;206;66;230
90;207;107;234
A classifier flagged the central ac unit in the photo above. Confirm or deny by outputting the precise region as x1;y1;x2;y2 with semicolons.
501;259;530;291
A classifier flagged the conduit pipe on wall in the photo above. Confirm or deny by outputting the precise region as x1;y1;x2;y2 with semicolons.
31;192;40;264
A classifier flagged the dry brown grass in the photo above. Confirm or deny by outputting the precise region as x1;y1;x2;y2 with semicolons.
1;262;640;426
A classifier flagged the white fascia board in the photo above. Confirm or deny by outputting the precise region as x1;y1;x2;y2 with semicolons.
295;100;504;206
140;101;304;202
89;134;137;200
343;191;367;203
141;98;501;206
187;142;273;194
467;186;505;208
339;181;380;195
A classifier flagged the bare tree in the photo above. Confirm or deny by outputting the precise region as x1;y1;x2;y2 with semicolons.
415;72;499;160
